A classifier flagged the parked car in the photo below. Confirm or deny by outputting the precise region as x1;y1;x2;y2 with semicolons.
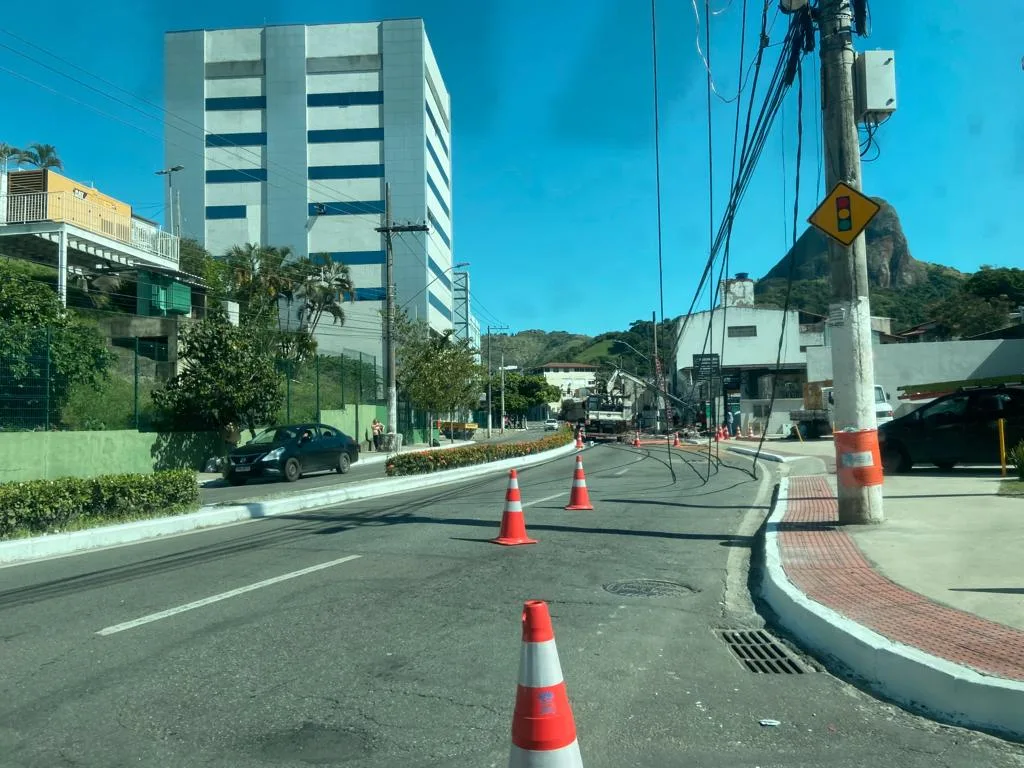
544;418;560;431
879;385;1024;472
224;423;360;485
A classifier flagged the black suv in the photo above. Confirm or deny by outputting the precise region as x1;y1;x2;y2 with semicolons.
879;385;1024;473
224;423;360;485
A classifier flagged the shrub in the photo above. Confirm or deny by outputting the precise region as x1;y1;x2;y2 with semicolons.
0;469;200;540
385;428;574;476
1009;440;1024;481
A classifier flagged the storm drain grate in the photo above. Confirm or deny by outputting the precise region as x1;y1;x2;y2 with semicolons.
719;629;808;674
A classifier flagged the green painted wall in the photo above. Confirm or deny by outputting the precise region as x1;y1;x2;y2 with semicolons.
0;430;221;482
319;405;387;449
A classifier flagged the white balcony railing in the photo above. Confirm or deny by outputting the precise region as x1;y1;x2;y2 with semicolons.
1;191;179;266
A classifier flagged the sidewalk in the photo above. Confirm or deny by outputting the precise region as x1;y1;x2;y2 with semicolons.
762;469;1024;741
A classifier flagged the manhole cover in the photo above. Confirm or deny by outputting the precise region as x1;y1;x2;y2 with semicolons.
603;579;697;598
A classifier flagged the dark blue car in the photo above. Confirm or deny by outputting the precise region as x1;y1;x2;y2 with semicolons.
224;423;360;485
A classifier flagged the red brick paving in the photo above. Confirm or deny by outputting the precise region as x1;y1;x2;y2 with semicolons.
779;475;1024;681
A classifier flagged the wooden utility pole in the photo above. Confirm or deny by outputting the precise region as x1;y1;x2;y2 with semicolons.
376;183;428;449
819;0;884;523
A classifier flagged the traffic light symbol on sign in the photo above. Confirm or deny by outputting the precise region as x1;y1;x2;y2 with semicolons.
836;195;852;232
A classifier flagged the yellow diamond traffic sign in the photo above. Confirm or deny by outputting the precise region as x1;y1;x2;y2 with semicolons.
807;181;881;247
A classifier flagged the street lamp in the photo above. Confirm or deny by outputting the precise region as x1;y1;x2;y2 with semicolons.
155;165;185;236
398;261;471;312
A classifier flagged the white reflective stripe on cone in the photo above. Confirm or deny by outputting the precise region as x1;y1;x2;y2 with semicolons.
519;639;565;688
506;501;524;513
572;479;586;487
509;739;583;768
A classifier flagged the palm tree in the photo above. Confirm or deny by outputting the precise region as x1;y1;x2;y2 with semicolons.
17;143;63;170
0;143;20;172
299;258;356;334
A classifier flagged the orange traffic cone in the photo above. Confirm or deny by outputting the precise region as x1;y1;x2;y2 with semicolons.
508;600;583;767
672;432;681;447
564;455;594;511
714;427;722;442
632;431;640;448
493;470;537;546
574;432;583;450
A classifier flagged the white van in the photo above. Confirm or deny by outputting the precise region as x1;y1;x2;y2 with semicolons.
821;385;895;427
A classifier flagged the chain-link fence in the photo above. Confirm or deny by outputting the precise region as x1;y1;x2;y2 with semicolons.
275;348;384;424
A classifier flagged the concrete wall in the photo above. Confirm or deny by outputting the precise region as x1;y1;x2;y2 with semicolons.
0;430;221;482
675;307;806;372
807;339;1024;417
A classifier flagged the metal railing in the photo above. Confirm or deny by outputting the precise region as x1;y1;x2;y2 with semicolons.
1;191;179;266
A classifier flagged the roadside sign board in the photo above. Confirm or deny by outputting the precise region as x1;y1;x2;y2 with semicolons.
693;353;720;380
808;181;881;246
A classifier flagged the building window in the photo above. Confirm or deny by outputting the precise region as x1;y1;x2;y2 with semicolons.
799;345;807;353
727;325;758;338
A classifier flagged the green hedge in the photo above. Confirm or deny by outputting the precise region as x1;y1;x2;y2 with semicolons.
0;469;200;540
385;429;575;476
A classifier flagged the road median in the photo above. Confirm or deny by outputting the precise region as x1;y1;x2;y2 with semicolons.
0;437;580;566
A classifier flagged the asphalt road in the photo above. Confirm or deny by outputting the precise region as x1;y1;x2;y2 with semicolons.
2;445;1022;767
201;427;549;506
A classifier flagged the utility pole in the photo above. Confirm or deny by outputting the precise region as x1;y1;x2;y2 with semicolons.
485;323;508;438
376;183;428;449
500;352;506;435
819;0;884;524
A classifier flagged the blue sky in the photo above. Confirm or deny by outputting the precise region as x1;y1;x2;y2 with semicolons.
1;1;1020;337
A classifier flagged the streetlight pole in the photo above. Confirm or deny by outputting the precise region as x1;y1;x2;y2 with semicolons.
155;165;184;236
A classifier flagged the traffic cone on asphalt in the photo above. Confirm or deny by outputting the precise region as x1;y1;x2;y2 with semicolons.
714;427;722;442
574;432;583;450
492;470;537;546
672;432;681;448
564;455;594;511
508;600;584;767
632;431;640;448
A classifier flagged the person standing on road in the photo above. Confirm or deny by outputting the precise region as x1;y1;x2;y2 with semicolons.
725;409;734;437
371;418;384;452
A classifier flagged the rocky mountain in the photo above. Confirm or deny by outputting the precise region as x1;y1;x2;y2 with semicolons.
762;198;939;288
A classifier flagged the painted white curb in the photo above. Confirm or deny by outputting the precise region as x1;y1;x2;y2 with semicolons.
727;445;799;463
0;441;580;566
761;476;1024;741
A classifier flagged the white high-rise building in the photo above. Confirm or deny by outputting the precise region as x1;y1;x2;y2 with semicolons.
164;19;465;359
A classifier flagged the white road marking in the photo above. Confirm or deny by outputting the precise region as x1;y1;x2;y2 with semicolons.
523;492;566;508
613;468;630;476
96;554;362;636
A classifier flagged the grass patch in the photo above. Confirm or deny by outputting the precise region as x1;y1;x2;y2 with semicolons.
997;479;1024;498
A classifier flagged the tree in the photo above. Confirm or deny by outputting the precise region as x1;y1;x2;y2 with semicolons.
0;143;20;171
298;258;355;334
963;266;1024;307
930;293;1013;340
396;319;483;432
488;371;561;419
0;261;113;427
178;238;213;279
152;317;283;437
17;143;63;170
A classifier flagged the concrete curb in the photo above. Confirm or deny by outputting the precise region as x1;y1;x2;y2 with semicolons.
0;441;580;566
726;445;799;463
760;476;1024;742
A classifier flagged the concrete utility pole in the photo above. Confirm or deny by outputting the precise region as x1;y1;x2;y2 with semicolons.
376;183;428;450
819;0;884;524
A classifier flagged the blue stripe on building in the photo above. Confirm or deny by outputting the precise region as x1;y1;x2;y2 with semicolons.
316;250;387;265
307;128;384;143
425;102;449;157
309;200;386;216
205;132;267;147
205;95;266;111
354;287;387;301
308;164;385;180
427;176;450;219
428;211;451;249
206;205;246;219
428;257;452;290
426;140;449;187
206;168;268;183
428;290;452;320
307;91;384;107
